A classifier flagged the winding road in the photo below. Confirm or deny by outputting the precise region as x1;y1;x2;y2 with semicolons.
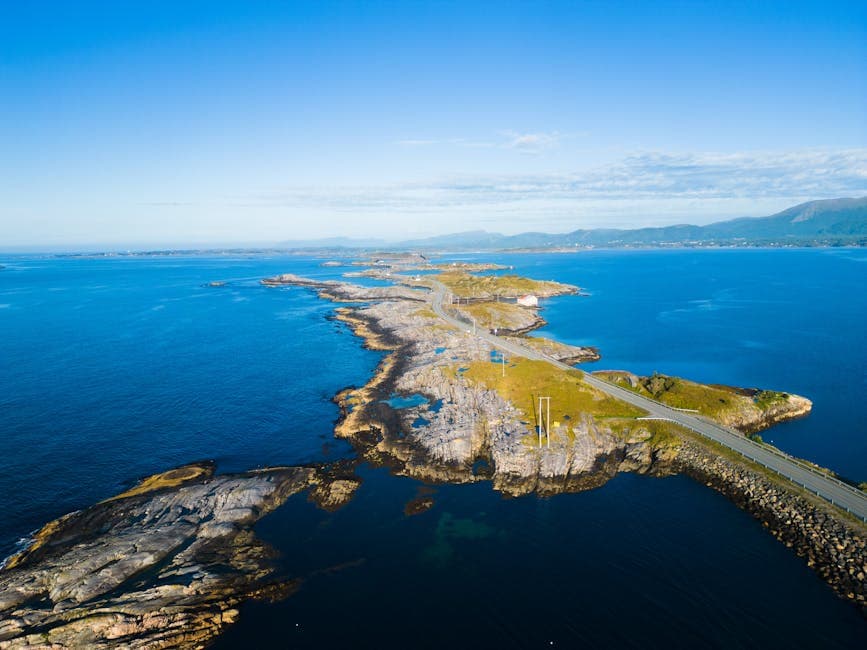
429;280;867;522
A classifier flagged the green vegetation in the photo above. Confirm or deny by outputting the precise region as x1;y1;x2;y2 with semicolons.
437;271;570;299
606;418;681;448
595;370;742;417
105;464;212;502
454;301;533;330
632;419;681;447
412;306;438;320
459;359;645;436
754;389;789;409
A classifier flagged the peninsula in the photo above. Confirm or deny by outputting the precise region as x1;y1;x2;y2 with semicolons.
260;263;866;611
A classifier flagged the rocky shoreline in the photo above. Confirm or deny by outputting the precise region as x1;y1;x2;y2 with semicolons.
677;440;867;613
276;273;812;497
271;270;864;615
0;463;357;649
2;265;862;648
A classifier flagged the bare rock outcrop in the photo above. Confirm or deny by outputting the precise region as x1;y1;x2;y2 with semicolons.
319;286;673;496
0;463;316;649
261;273;426;303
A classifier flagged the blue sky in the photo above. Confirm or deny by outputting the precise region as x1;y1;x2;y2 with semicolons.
2;1;865;247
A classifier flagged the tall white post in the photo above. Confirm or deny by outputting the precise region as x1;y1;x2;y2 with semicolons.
537;396;543;447
546;397;551;448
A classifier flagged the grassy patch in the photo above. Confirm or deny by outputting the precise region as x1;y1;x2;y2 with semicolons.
461;358;645;434
632;419;681;447
454;301;535;330
437;271;570;298
104;463;213;502
754;390;789;409
412;307;438;319
597;371;741;417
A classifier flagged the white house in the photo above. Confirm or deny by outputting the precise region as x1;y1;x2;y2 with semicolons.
516;294;538;307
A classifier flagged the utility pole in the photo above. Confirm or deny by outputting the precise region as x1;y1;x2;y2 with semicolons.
501;352;506;377
537;396;542;447
537;396;551;448
546;397;551;448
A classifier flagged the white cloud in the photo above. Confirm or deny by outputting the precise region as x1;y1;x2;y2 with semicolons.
395;139;439;146
394;131;568;152
502;130;560;153
253;148;867;233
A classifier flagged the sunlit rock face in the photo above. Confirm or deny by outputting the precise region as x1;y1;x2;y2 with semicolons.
326;289;677;497
0;464;316;649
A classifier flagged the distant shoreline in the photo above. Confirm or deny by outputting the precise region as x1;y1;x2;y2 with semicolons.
0;241;864;260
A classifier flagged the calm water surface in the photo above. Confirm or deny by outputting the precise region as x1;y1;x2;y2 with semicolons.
0;249;864;647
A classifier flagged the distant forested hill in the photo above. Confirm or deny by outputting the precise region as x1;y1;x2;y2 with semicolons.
403;197;867;248
277;197;867;250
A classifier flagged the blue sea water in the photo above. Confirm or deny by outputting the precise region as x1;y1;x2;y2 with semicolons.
1;249;865;647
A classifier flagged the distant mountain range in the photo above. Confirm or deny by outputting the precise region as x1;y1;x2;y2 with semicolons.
277;197;867;250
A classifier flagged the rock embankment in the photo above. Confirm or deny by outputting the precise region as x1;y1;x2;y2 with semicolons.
676;441;867;613
0;463;323;649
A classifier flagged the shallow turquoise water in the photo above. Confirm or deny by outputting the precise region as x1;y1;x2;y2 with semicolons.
1;249;864;647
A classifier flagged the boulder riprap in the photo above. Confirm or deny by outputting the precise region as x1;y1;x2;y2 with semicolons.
0;462;317;649
677;440;867;614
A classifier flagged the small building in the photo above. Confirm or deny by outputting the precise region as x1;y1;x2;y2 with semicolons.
517;294;538;307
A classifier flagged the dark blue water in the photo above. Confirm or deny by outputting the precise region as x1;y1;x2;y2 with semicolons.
0;255;379;551
1;250;865;647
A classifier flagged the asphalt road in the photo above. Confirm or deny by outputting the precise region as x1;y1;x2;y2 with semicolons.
430;281;867;522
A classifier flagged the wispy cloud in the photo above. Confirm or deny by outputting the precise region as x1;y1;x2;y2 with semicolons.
502;130;560;153
140;201;196;207
254;148;867;231
394;131;568;151
395;139;440;146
